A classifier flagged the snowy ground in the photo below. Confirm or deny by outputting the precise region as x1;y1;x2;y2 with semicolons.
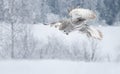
0;60;120;74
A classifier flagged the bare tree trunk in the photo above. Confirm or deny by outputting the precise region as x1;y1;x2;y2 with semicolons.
23;27;28;58
40;0;46;23
91;49;95;61
9;0;15;58
11;22;14;58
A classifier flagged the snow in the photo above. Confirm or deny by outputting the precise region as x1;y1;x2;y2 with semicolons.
100;26;120;60
0;60;120;74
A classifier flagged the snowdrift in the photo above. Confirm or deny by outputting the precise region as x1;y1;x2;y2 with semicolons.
0;60;120;74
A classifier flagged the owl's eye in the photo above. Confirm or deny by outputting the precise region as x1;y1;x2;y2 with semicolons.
66;33;69;35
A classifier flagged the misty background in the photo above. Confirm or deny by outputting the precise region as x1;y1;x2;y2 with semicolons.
0;0;120;25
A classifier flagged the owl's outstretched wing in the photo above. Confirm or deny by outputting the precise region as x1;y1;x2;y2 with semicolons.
69;8;96;20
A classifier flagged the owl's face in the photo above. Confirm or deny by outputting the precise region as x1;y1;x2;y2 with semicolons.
62;29;72;35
